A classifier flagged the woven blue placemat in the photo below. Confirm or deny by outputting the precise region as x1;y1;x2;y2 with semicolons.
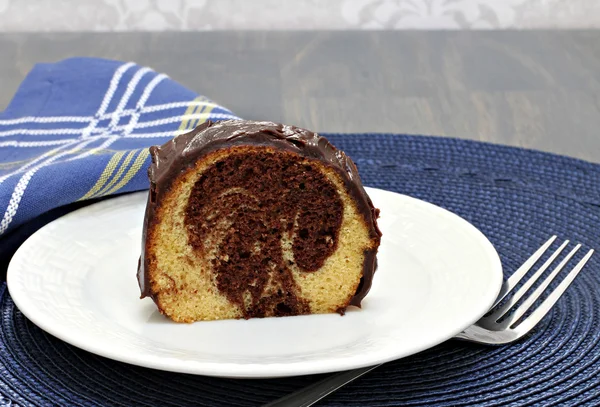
1;133;600;406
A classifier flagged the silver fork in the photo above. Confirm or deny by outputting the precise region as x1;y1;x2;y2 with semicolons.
264;236;594;407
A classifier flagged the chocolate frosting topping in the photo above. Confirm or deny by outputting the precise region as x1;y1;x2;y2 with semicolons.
137;120;381;308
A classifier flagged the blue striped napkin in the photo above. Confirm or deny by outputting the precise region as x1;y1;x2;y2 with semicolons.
0;58;240;238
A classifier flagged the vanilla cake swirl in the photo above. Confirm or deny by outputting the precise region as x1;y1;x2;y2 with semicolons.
137;120;381;322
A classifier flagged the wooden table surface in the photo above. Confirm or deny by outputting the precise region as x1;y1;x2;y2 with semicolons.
1;31;599;162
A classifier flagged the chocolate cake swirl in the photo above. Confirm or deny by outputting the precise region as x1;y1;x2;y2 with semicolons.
138;120;381;321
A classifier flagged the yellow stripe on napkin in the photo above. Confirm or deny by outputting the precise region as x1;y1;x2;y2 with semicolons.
93;150;136;198
179;96;205;132
79;151;125;200
103;149;150;196
179;97;217;133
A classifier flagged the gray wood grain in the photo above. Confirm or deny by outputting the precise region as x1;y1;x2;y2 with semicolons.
1;31;599;162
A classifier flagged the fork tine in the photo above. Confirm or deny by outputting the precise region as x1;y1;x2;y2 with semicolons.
505;244;581;327
489;240;569;321
492;236;557;308
517;249;593;333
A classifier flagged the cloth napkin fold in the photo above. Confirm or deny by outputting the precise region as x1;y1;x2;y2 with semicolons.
0;57;239;239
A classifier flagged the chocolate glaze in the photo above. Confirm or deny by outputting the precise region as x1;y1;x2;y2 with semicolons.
137;120;381;308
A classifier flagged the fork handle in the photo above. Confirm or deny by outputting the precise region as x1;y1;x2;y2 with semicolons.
262;364;381;407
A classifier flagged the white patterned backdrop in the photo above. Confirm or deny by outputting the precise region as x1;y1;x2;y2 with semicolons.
0;0;599;31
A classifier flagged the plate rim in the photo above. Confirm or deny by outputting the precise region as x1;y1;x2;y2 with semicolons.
7;188;503;378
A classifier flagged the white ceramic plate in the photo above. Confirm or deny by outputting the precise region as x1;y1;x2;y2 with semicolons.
8;188;502;378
